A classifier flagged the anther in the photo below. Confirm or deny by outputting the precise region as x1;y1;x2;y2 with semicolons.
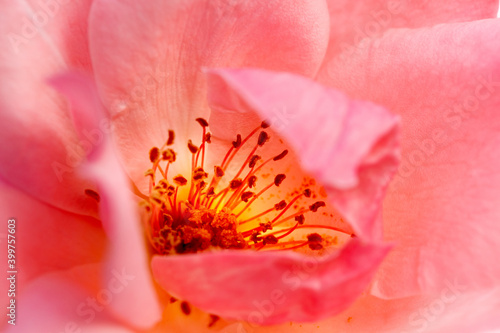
84;189;100;202
249;155;261;168
232;134;242;148
307;233;323;250
274;174;286;186
149;147;160;163
295;214;305;225
188;140;199;154
248;175;257;188
263;234;278;245
174;175;188;186
273;150;288;161
166;130;175;146
261;121;270;129
205;133;212;143
258;131;269;146
195;117;209;127
303;189;312;198
214;166;224;178
230;179;243;189
162;149;176;162
241;191;254;202
309;201;326;212
274;200;287;210
180;301;191;315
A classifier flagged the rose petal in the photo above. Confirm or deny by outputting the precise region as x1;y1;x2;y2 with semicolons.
3;265;135;333
319;0;498;68
152;239;390;325
206;68;400;241
88;0;329;191
0;179;105;300
0;0;98;217
49;73;161;329
322;19;500;298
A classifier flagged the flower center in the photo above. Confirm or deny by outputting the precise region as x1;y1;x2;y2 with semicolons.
140;118;349;255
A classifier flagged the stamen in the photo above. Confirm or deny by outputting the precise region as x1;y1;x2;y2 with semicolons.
141;120;348;256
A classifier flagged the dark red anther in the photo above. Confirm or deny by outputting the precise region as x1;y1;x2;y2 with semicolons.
248;175;257;188
174;175;188;186
258;131;269;146
307;233;323;243
166;130;175;146
188;140;198;154
149;147;160;163
273;149;288;161
230;178;243;189
167;185;175;196
241;191;254;202
206;187;215;197
309;201;326;212
259;222;273;232
180;301;191;315
84;189;100;202
261;121;270;129
274;200;287;210
295;214;305;225
263;234;279;245
249;155;261;168
208;315;220;328
250;231;262;243
274;174;286;186
162;149;176;162
205;132;212;143
196;117;209;127
232;134;242;148
214;166;224;178
303;189;312;198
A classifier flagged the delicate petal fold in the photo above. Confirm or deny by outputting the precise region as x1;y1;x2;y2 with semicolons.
206;68;400;241
323;19;500;298
3;265;135;333
88;0;329;191
152;239;390;325
320;0;498;67
0;180;105;301
49;73;161;329
0;0;97;217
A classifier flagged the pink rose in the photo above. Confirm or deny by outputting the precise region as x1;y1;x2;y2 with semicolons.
1;1;500;333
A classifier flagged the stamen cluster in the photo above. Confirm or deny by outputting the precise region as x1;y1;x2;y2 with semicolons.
141;119;338;255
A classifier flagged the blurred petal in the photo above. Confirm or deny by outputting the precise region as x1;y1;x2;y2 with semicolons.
50;73;162;329
88;0;329;191
207;68;400;241
0;0;97;217
320;0;498;66
152;239;390;325
323;19;500;298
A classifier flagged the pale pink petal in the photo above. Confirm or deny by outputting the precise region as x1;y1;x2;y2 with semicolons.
88;0;329;191
3;265;135;333
0;0;98;217
320;0;498;66
224;286;500;333
152;239;390;325
206;68;400;241
0;180;105;306
50;73;161;329
322;19;500;298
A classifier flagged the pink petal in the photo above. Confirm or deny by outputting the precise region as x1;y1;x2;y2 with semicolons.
206;68;400;241
0;180;105;299
49;73;161;329
88;0;329;191
3;265;135;333
319;0;498;67
152;239;390;325
225;287;500;332
0;0;98;217
322;19;500;298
